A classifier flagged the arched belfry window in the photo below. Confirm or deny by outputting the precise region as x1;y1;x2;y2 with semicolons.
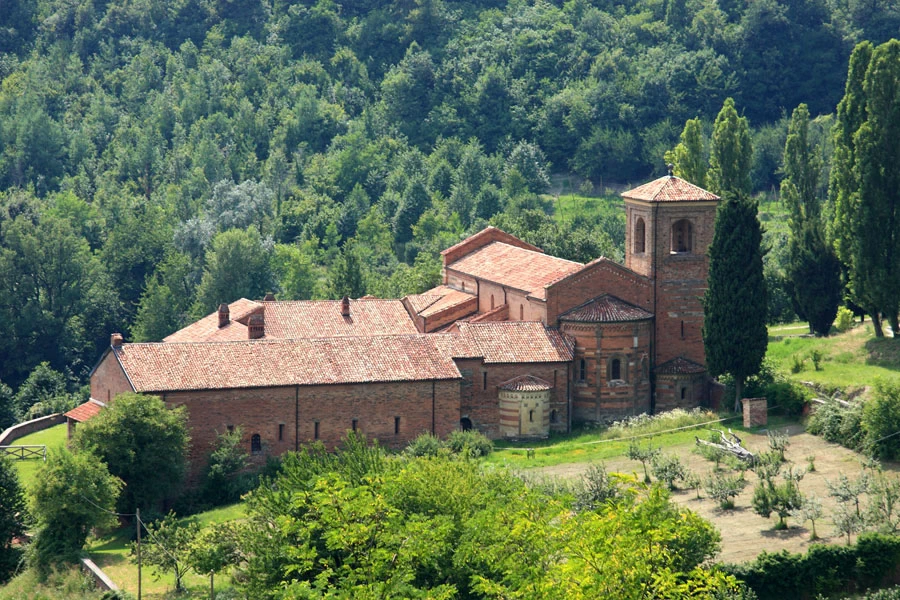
672;219;693;253
634;217;646;254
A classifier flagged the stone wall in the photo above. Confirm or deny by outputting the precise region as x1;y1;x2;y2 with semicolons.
0;413;66;445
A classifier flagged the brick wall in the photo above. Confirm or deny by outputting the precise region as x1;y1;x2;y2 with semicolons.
90;349;135;403
561;320;652;423
158;379;460;477
545;260;653;325
459;361;569;437
743;397;767;427
656;372;707;413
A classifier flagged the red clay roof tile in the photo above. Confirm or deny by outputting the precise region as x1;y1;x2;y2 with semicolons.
498;374;553;391
114;336;462;392
164;299;262;343
446;242;582;295
656;356;707;375
65;400;104;422
621;176;719;202
261;299;418;338
560;294;654;322
456;321;574;364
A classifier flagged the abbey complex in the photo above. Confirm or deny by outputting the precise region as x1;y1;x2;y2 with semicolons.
71;174;721;471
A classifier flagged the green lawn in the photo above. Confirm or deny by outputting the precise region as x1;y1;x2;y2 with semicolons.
545;192;623;223
486;411;794;469
767;321;900;393
7;424;68;490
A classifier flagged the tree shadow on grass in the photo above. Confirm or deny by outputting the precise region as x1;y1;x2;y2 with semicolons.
760;525;808;539
864;338;900;372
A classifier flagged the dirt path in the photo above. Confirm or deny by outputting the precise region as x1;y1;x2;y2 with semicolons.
531;425;872;563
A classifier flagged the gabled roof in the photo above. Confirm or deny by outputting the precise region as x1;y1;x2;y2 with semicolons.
404;286;476;318
446;242;583;295
440;226;542;266
498;374;553;391
560;294;654;323
262;299;418;338
164;298;262;343
65;399;104;423
621;175;719;202
113;336;462;392
656;356;706;375
456;321;574;364
165;298;418;343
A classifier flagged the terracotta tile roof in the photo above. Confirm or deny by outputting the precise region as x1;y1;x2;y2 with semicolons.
166;298;418;342
656;356;707;375
560;294;654;322
440;226;542;265
429;333;482;359
498;374;553;391
164;299;262;342
405;286;476;318
65;400;104;422
261;299;418;338
456;321;574;364
446;242;583;295
621;176;719;202
114;336;462;392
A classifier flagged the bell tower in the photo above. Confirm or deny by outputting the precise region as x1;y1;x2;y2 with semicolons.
621;170;720;370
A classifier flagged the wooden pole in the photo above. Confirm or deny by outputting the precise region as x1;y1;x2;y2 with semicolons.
136;508;142;600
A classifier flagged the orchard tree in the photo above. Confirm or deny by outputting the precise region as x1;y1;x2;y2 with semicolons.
74;393;189;512
782;104;841;336
139;512;198;593
703;190;768;410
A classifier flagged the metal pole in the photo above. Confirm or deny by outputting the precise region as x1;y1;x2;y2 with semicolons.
136;508;141;600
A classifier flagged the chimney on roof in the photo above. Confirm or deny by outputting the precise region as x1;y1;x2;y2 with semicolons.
340;295;351;317
218;303;230;328
263;292;275;302
111;333;124;347
248;313;265;339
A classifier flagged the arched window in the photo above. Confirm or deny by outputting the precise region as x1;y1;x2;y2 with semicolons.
529;409;534;423
671;219;693;253
680;387;688;401
610;358;622;381
490;294;495;309
251;434;262;455
550;409;558;424
579;359;586;382
520;305;524;320
460;417;473;431
634;217;646;253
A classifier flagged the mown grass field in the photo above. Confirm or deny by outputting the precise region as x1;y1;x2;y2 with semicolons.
8;424;68;490
767;321;900;393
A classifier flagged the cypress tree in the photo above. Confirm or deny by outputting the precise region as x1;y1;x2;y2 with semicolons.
782;104;841;336
708;98;752;197
703;191;768;411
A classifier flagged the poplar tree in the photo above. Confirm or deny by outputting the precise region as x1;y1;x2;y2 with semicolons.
782;104;841;336
666;117;707;187
708;98;752;196
704;191;768;410
830;40;900;337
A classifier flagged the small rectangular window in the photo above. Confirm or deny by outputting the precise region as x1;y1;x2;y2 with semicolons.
278;423;284;442
394;416;401;435
314;421;320;440
352;418;358;432
483;372;487;390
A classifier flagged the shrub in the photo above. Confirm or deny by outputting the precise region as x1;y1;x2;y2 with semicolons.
445;430;493;457
835;306;855;332
572;463;620;511
405;432;443;457
808;398;864;450
201;427;251;507
809;349;823;371
790;355;805;374
863;381;900;461
703;471;747;509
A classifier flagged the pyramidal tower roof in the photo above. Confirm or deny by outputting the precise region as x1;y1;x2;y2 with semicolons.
621;175;719;202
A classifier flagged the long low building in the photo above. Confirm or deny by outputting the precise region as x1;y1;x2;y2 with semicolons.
72;174;720;474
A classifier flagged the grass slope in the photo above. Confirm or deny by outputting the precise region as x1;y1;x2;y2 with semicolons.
8;424;68;490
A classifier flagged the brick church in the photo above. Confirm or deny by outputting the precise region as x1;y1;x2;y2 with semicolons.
75;174;720;471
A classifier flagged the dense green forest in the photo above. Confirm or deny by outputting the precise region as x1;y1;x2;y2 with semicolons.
0;0;898;413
